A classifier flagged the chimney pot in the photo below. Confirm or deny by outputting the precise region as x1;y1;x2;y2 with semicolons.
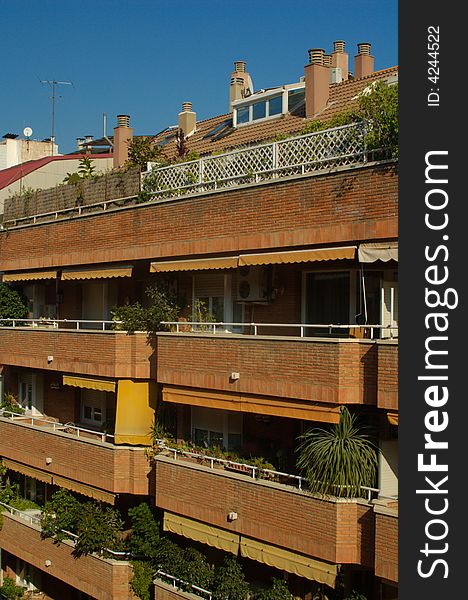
324;54;332;67
117;114;130;128
358;42;372;55
234;60;246;73
308;48;325;65
334;40;345;53
229;61;252;112
182;102;193;112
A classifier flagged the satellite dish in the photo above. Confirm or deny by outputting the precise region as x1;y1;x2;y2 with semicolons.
23;127;33;138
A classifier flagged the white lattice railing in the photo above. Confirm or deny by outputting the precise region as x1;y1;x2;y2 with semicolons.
143;122;367;200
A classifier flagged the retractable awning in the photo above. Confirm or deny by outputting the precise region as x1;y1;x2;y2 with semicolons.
2;270;57;282
162;385;341;423
238;246;356;266
240;536;337;587
2;459;53;484
114;380;156;445
52;475;116;504
61;265;133;280
150;256;239;272
62;375;116;393
163;512;240;554
358;241;398;263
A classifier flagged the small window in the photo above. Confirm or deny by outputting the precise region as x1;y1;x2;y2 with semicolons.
288;89;305;113
269;95;283;116
237;106;249;124
252;101;266;121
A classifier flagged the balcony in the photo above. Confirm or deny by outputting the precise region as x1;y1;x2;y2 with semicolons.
0;507;134;600
0;319;154;378
374;502;398;583
157;323;398;411
0;413;151;498
154;454;375;569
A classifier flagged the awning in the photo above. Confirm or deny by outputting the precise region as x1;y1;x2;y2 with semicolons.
2;459;53;484
163;512;240;555
52;475;116;504
114;380;156;445
2;270;57;283
61;265;133;280
238;246;356;267
162;386;341;423
240;536;337;587
387;412;399;426
358;241;398;263
63;375;116;393
151;256;239;272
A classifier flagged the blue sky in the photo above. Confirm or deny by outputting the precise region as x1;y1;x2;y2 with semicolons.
1;0;397;154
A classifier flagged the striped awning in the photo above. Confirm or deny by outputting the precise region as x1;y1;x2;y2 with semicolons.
238;246;356;266
62;375;116;393
358;241;398;263
240;536;337;587
163;512;240;555
2;458;53;484
52;475;115;504
151;256;239;272
61;265;133;280
2;270;57;283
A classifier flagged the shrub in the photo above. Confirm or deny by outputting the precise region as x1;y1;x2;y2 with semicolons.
0;392;25;415
74;502;124;557
131;560;154;600
128;503;161;559
257;578;292;600
178;547;214;591
212;556;249;600
0;284;28;321
41;488;81;542
0;576;25;599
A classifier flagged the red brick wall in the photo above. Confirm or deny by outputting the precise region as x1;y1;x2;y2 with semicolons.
377;342;398;411
157;334;381;406
154;456;374;566
0;513;136;599
0;164;398;272
374;509;398;582
0;329;154;379
0;418;150;494
154;580;202;600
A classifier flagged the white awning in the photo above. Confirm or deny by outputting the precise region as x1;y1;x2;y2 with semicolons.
358;242;398;263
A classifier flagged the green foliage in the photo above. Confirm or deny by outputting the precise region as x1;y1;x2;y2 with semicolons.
257;578;292;600
63;172;82;184
0;393;25;415
178;547;214;590
128;503;161;559
344;592;367;600
111;283;179;334
127;137;168;170
78;155;97;179
73;502;124;557
130;560;154;600
0;284;28;321
0;576;25;599
296;407;377;498
357;81;398;156
212;556;249;600
41;488;81;542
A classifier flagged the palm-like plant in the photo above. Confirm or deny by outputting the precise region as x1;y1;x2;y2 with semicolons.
296;407;377;498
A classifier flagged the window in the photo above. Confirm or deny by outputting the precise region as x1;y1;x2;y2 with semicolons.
234;92;286;126
192;407;242;451
269;95;283;116
288;88;305;113
237;106;250;124
18;373;44;415
81;389;106;426
252;101;266;121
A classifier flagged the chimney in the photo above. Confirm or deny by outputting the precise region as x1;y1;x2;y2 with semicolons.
304;48;330;118
76;137;85;151
331;40;349;82
113;114;133;168
178;102;197;137
85;135;93;153
229;60;252;112
354;43;374;79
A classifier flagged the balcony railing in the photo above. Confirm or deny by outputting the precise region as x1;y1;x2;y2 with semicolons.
155;571;212;600
1;123;370;230
0;318;122;331
0;410;115;444
161;321;398;339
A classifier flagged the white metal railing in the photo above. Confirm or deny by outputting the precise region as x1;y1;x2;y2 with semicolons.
154;441;397;501
155;570;213;600
2;123;372;229
0;501;131;559
0;410;115;444
143;122;367;201
0;318;122;331
160;321;398;339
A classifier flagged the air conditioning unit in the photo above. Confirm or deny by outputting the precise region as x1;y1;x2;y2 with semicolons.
236;266;268;302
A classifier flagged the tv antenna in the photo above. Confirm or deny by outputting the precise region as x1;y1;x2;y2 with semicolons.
40;79;72;155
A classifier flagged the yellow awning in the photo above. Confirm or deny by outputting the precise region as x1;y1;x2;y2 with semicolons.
2;270;57;282
240;537;337;587
162;386;341;423
52;475;116;504
2;459;53;484
163;512;240;555
151;256;239;272
61;265;133;280
63;375;116;393
387;412;399;426
114;380;156;445
358;241;398;263
238;246;356;266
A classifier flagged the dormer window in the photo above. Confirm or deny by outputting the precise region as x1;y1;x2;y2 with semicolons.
233;83;304;127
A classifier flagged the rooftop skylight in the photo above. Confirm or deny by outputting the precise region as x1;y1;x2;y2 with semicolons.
232;83;305;127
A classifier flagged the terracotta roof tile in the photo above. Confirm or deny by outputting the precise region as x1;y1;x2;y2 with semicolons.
152;66;398;159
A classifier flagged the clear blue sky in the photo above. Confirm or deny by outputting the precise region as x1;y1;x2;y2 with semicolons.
1;0;397;154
